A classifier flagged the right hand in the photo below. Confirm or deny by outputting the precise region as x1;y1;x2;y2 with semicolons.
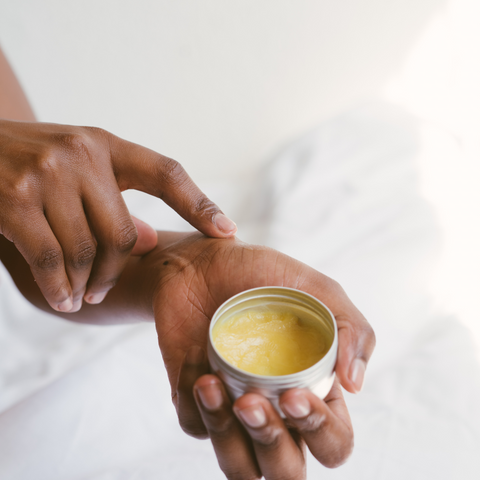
0;119;236;312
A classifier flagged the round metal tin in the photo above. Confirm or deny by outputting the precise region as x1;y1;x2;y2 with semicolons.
208;286;338;414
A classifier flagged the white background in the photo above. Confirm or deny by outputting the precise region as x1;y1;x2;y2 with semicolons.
1;1;480;478
1;0;477;346
0;0;450;183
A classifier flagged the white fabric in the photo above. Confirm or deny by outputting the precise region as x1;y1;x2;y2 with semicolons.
1;103;479;479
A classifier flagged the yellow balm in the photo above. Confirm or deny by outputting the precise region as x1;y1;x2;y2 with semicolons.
212;308;328;376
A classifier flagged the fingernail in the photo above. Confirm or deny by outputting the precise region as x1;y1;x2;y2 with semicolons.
281;393;311;419
185;346;204;365
70;299;83;313
84;291;107;305
57;297;73;312
196;384;223;411
237;404;267;428
214;213;237;235
350;358;366;393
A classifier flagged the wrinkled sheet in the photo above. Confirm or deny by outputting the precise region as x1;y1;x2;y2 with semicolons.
1;103;479;479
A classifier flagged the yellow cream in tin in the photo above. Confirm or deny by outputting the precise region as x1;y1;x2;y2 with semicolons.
212;308;328;376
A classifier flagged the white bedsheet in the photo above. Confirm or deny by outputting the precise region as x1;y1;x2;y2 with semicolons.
1;103;479;479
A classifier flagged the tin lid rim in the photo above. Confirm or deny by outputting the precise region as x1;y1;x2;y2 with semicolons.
208;286;338;381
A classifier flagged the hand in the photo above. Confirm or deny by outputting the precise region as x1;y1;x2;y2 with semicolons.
0;120;236;313
0;229;374;476
151;233;375;478
192;375;352;478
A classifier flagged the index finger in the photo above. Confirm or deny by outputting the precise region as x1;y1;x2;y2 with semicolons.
279;380;354;468
107;134;237;238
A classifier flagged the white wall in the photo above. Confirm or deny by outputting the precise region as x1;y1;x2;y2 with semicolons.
0;0;444;183
383;0;480;345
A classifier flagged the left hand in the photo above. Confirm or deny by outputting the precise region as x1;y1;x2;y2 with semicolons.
150;232;375;477
0;228;372;478
190;374;352;478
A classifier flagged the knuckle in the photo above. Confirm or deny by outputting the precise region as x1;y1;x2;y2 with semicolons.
32;247;63;271
47;132;93;169
51;132;87;153
349;319;376;358
328;277;345;297
155;157;187;188
91;276;119;292
203;415;236;437
70;240;96;270
36;151;61;176
252;425;282;448
297;413;328;434
8;173;38;204
362;322;376;349
112;221;138;254
0;163;39;206
82;126;111;149
83;126;107;139
192;195;217;217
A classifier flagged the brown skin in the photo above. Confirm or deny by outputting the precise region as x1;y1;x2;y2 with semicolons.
0;47;35;122
0;231;375;479
0;46;236;314
1;45;375;478
0;47;159;261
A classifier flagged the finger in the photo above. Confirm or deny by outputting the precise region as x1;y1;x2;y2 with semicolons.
279;381;353;469
194;375;261;480
233;393;306;480
175;346;210;439
82;174;138;304
108;135;237;238
130;216;157;256
44;195;97;313
3;211;73;312
335;306;376;394
303;276;376;394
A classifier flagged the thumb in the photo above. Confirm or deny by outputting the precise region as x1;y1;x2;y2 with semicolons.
334;312;376;394
131;216;158;256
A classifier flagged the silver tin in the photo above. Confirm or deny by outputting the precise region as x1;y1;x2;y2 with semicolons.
208;286;338;414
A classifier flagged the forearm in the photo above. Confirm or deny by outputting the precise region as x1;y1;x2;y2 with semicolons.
0;231;186;325
0;46;36;121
